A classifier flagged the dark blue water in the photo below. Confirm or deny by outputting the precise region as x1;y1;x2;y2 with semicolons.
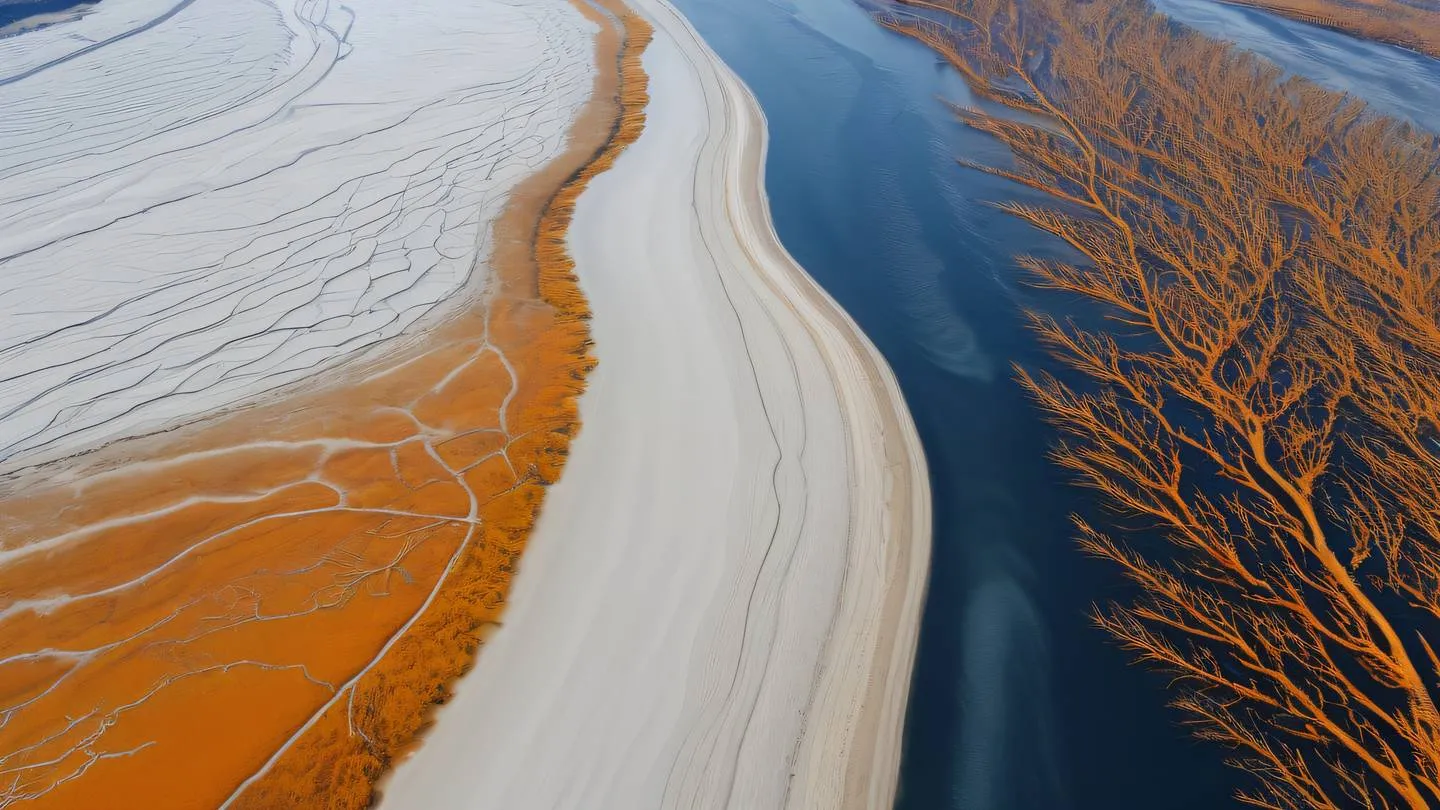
669;0;1440;807
0;0;91;30
670;0;1237;806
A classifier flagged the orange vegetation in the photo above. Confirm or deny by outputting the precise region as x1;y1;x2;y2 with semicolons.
1222;0;1440;59
232;6;653;807
881;0;1440;807
0;2;652;808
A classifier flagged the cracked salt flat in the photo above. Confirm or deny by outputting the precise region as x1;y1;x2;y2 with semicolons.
0;0;596;469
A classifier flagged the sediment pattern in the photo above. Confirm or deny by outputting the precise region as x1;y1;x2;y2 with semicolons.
1225;0;1440;59
378;1;931;807
0;0;594;469
231;3;651;806
0;0;638;806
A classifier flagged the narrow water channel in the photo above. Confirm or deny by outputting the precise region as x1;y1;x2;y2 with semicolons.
1151;0;1440;130
668;0;1439;807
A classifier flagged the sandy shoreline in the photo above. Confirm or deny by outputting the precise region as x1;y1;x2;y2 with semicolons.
380;0;931;806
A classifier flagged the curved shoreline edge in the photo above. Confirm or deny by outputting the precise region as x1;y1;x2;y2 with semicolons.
227;3;653;806
0;1;638;807
379;0;931;806
685;2;933;802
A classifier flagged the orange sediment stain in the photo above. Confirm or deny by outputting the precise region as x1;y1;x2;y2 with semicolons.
1222;0;1440;59
0;2;652;808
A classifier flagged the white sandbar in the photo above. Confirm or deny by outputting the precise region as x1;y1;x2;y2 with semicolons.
380;0;931;807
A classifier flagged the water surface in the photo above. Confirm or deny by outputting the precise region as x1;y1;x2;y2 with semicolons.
669;0;1439;807
671;0;1236;806
1153;0;1440;129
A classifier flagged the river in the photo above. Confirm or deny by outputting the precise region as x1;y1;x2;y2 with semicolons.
0;0;92;31
666;0;1440;807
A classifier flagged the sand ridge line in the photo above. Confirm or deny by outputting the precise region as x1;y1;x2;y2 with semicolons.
376;0;931;806
656;4;932;804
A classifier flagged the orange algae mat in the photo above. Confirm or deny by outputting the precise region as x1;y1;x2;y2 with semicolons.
0;2;652;807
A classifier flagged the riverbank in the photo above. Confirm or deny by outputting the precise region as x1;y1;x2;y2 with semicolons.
1152;0;1440;132
0;0;93;36
376;0;930;806
1217;0;1440;59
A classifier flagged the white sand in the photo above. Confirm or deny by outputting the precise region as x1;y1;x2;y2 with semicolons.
379;0;931;807
0;0;595;469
